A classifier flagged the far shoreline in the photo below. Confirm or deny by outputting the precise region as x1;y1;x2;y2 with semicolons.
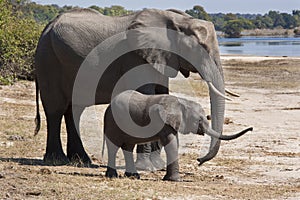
217;28;299;37
221;54;300;62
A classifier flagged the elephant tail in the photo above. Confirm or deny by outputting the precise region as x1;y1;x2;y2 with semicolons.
34;78;41;136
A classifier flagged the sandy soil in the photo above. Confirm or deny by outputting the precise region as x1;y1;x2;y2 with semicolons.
0;56;299;199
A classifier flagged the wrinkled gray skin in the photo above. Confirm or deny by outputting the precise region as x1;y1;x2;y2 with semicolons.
35;8;226;166
104;91;253;181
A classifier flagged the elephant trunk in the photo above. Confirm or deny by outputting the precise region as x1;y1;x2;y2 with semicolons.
204;127;253;141
198;61;225;165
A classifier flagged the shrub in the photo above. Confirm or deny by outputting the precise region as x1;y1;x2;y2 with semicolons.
294;28;300;35
0;0;42;84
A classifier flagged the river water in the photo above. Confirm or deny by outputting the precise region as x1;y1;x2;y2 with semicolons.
218;36;300;57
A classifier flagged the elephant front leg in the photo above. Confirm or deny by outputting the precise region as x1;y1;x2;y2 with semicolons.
64;105;91;166
160;133;180;181
44;113;69;165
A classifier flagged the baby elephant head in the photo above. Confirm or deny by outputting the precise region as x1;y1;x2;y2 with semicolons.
157;97;253;140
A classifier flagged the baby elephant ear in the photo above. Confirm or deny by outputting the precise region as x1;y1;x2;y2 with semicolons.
151;97;184;131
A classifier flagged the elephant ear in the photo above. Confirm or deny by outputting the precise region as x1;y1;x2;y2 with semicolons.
126;9;180;77
150;96;185;132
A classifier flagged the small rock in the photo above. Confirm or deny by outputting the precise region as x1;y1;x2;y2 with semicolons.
224;117;233;124
8;135;25;141
26;191;41;196
39;168;51;175
215;174;224;179
0;173;5;179
280;168;293;172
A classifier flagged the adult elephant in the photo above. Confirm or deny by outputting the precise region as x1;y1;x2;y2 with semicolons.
34;8;226;167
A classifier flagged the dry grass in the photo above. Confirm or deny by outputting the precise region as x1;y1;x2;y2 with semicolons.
0;153;298;199
1;58;300;199
170;78;209;97
223;59;300;89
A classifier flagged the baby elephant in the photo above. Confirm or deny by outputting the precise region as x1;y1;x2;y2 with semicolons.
104;90;252;181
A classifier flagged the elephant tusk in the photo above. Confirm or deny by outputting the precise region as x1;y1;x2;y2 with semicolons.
225;89;240;97
208;82;233;101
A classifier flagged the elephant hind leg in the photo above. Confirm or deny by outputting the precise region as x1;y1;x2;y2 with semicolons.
122;144;140;179
64;104;91;166
105;136;119;178
44;112;69;166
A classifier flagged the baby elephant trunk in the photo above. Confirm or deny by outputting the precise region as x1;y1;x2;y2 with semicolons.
206;127;253;141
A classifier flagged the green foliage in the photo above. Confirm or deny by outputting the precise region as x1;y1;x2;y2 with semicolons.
210;13;225;30
203;8;300;37
19;1;77;24
0;0;43;84
185;5;211;21
253;15;273;29
21;3;60;23
89;5;133;16
224;13;237;21
223;20;244;38
292;10;300;27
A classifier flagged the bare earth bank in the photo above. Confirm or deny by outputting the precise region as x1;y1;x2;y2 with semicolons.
0;56;299;199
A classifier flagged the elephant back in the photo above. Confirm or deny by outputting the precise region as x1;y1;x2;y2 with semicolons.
49;9;136;59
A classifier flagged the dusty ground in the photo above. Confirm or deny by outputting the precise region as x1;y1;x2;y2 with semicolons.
0;56;299;199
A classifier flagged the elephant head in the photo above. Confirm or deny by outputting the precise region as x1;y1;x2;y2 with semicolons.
156;96;252;146
125;9;226;164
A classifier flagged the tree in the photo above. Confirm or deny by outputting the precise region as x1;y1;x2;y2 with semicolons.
281;13;296;28
185;5;211;21
224;13;237;21
211;13;225;30
293;10;300;26
261;15;274;28
223;20;244;38
239;18;255;29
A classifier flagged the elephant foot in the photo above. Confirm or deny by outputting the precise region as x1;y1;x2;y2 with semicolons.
124;172;140;179
135;156;156;171
162;173;181;182
43;152;69;166
150;151;166;170
105;167;118;178
67;152;92;167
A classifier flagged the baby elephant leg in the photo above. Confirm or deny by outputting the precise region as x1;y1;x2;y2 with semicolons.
160;134;180;181
105;137;119;178
122;144;140;179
